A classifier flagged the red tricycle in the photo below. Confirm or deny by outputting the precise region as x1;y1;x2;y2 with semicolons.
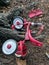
2;9;44;59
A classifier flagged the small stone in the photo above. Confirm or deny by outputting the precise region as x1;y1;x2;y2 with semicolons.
7;7;11;9
41;0;44;3
47;39;49;44
0;62;2;65
46;52;49;58
16;58;26;65
39;18;42;21
48;5;49;8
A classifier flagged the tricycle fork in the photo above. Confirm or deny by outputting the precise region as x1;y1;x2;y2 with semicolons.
25;22;43;47
28;30;43;46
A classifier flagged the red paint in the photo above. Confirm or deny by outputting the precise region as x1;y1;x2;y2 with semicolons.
28;9;43;18
25;22;31;40
37;25;44;35
7;44;11;49
28;30;43;47
16;21;20;25
11;25;15;30
15;41;27;57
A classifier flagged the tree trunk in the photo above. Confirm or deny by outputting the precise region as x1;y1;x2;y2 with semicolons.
0;27;24;42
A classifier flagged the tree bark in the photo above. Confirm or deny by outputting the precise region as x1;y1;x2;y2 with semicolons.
0;27;24;42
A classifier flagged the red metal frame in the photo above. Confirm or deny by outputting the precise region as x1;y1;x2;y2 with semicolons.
15;40;27;57
28;9;43;18
15;19;44;57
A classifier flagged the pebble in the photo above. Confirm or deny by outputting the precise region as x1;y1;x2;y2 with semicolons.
46;52;49;58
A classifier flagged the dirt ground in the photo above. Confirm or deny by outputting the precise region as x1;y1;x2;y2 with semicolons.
0;0;49;65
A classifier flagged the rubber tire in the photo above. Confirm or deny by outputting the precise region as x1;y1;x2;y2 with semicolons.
12;16;24;30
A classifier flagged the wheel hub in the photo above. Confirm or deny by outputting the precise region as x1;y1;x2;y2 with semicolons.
7;44;12;49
